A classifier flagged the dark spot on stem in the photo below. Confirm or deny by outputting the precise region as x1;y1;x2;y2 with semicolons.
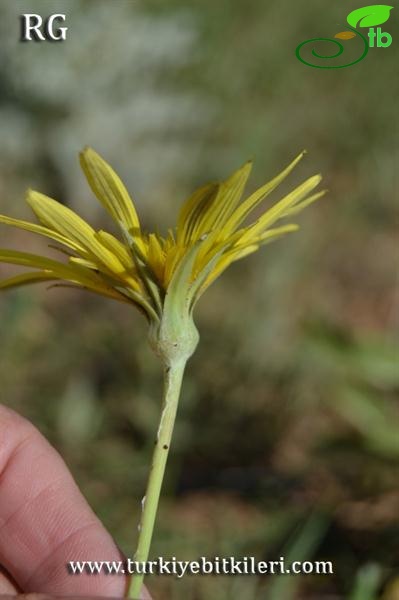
163;444;169;450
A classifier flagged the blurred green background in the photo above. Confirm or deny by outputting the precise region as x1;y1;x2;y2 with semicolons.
0;1;398;599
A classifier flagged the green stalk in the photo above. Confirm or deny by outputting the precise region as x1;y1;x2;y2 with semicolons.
128;358;187;599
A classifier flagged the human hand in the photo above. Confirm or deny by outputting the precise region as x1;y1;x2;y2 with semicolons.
0;405;152;600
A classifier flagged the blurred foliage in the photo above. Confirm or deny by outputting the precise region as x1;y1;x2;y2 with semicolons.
0;1;398;599
349;563;382;600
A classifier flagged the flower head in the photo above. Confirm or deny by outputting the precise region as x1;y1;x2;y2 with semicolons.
0;148;325;362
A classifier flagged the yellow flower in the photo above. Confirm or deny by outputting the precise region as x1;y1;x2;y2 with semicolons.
0;148;327;597
0;148;325;358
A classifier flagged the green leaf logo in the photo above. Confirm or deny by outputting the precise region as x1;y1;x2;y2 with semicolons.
347;5;393;28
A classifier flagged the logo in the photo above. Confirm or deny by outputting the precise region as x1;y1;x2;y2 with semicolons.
296;4;393;68
20;14;68;42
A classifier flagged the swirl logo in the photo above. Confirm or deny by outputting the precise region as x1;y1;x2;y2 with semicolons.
296;5;394;69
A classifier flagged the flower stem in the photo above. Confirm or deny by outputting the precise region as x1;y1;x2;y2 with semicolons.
128;358;187;599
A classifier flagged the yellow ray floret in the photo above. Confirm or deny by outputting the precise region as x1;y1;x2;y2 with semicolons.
0;148;326;322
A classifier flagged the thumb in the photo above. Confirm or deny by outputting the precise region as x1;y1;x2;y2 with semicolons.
0;405;151;599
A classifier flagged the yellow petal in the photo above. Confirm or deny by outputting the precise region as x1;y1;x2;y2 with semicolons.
68;257;99;270
0;271;57;290
193;225;300;300
177;162;253;245
283;190;326;217
202;162;252;230
221;151;307;236
0;249;130;302
236;224;299;247
185;162;253;243
0;249;99;287
147;233;166;285
94;231;142;291
95;231;134;269
27;190;95;246
26;190;127;276
79;147;140;235
177;183;219;245
0;214;84;253
0;248;78;274
238;174;322;244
